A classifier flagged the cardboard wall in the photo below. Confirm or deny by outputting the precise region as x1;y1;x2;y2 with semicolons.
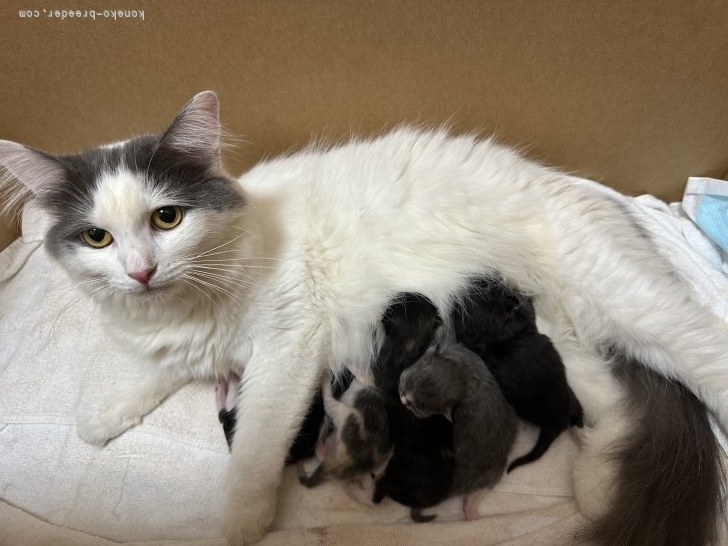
1;0;728;247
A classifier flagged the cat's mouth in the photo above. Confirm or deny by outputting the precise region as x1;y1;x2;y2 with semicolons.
128;281;172;297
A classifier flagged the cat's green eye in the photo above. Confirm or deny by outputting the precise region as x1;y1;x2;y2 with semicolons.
151;206;184;230
80;228;113;249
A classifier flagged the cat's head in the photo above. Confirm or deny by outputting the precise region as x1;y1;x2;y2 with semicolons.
0;91;250;308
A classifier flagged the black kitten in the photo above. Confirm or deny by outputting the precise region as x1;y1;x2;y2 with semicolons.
370;293;455;523
452;278;583;472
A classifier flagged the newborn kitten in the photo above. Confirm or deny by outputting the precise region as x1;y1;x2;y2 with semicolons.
399;344;518;520
298;371;391;487
370;294;455;523
452;278;584;472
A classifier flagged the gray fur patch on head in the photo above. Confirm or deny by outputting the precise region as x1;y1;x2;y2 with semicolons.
40;135;244;259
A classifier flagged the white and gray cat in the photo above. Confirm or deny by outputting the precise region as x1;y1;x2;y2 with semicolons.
1;91;726;546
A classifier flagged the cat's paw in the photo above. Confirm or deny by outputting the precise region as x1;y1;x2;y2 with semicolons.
76;402;142;446
223;485;276;545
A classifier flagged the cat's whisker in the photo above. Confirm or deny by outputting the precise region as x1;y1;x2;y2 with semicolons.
47;278;109;346
187;249;250;259
132;139;140;173
190;266;243;276
187;249;260;257
53;277;105;302
179;245;281;264
184;273;250;307
148;163;183;184
186;271;256;299
189;234;245;260
188;256;279;272
191;262;274;271
182;268;250;294
176;259;265;284
230;225;255;236
180;277;224;316
182;277;247;317
48;294;85;348
189;269;260;290
192;257;274;263
190;256;277;267
190;263;267;274
144;138;163;181
56;184;93;211
189;271;252;287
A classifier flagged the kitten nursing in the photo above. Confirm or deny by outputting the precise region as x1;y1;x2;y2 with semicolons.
369;294;455;523
218;289;563;523
399;344;518;521
220;288;587;524
452;279;584;472
298;372;392;487
1;91;726;546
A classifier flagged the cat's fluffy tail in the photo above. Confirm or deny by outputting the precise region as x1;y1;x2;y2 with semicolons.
583;352;726;546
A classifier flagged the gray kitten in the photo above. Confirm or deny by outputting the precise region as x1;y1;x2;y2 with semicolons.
399;344;518;520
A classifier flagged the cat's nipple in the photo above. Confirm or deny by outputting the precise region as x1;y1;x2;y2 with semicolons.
128;266;157;286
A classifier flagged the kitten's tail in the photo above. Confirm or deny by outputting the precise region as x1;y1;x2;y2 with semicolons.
410;507;436;523
583;352;726;546
506;428;559;473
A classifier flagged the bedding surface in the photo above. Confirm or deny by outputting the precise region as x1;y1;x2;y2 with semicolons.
1;189;726;545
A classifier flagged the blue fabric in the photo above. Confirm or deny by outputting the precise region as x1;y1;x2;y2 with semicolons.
695;194;728;253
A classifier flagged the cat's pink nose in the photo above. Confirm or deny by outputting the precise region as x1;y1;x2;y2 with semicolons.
128;267;156;285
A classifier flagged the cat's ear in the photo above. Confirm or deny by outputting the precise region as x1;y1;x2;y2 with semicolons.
158;91;222;168
0;140;65;214
0;140;65;194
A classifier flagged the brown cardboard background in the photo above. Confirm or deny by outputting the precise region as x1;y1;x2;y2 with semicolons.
1;0;728;248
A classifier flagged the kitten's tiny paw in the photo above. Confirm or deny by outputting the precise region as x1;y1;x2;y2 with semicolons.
223;486;276;545
76;403;141;446
343;477;376;506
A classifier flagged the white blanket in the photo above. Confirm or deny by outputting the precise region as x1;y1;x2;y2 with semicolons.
1;191;726;545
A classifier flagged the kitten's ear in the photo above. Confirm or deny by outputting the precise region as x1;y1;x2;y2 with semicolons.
0;140;65;214
159;91;222;168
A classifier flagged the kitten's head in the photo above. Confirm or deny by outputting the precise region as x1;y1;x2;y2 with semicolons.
381;293;442;366
398;346;454;420
0;91;249;308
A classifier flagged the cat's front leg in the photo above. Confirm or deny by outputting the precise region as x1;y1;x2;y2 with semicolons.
223;336;323;545
76;362;190;445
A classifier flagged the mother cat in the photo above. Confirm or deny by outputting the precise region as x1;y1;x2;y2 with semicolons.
1;91;726;545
